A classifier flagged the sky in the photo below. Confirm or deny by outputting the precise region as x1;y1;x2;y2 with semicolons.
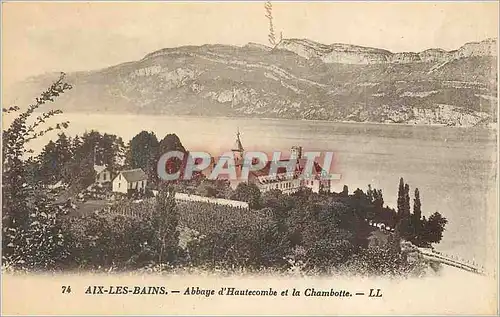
2;1;499;87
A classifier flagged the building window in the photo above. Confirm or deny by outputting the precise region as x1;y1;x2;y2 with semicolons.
118;183;121;188
103;173;106;181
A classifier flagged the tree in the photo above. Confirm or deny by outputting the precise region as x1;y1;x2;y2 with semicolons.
158;133;187;182
75;131;124;170
373;189;384;210
38;140;58;183
158;133;186;155
341;185;349;197
421;212;448;245
55;133;73;168
125;131;159;181
100;133;125;171
413;188;422;220
2;73;72;270
396;178;411;240
36;133;73;184
403;183;411;216
342;242;415;277
152;185;179;266
63;155;96;191
231;182;262;209
261;189;293;219
397;177;405;216
70;132;112;166
286;198;362;272
72;135;82;154
366;184;374;202
187;219;288;270
196;180;218;197
59;131;124;187
62;212;157;270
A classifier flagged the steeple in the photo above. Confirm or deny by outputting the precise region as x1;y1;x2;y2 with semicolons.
232;128;244;154
230;128;245;177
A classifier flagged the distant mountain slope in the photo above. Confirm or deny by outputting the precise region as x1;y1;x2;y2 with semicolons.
276;38;498;64
5;38;498;127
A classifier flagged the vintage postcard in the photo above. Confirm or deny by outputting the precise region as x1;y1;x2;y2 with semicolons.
1;1;499;315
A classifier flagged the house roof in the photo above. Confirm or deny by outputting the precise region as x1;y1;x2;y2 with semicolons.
94;165;107;174
250;159;298;177
118;168;148;182
249;158;325;180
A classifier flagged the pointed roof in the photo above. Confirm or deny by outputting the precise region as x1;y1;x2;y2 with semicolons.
248;158;325;181
231;129;244;153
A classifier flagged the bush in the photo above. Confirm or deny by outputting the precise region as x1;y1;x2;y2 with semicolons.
62;213;157;270
187;221;289;271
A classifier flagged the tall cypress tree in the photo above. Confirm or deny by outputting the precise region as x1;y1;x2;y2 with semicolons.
397;177;405;216
396;178;411;242
403;183;411;216
411;187;423;245
413;188;422;220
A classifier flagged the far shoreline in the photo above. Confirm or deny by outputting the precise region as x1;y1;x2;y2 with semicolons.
25;110;499;131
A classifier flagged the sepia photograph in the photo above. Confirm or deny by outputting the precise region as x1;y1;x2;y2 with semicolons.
1;1;499;315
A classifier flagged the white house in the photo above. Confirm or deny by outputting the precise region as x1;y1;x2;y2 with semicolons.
112;168;148;194
94;165;112;184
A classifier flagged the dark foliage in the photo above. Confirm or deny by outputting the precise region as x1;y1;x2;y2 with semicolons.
2;73;72;270
125;131;160;184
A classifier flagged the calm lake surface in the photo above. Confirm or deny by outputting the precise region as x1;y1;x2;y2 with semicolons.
8;113;498;269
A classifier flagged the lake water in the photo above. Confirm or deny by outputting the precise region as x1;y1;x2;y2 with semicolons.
5;113;498;270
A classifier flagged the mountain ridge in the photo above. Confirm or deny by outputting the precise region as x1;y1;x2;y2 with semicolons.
275;37;497;64
5;38;498;127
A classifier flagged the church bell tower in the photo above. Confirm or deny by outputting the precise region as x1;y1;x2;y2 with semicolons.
231;128;245;172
